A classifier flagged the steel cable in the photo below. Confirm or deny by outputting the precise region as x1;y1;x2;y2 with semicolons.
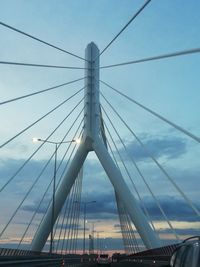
102;116;158;235
10;111;84;247
0;21;87;62
100;47;200;69
101;92;200;218
0;77;85;106
100;80;200;143
30;126;84;250
99;0;151;58
0;60;85;70
0;86;85;148
0;96;84;193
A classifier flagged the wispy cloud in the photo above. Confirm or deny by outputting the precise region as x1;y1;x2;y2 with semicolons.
122;135;187;162
142;195;200;222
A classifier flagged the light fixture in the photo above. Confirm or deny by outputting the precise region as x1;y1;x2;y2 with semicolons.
75;138;81;144
32;137;39;143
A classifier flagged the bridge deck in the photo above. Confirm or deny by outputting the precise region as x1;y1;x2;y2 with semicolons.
83;263;169;267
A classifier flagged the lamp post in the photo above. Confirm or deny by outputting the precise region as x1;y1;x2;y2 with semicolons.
96;231;101;255
74;201;96;254
33;137;80;254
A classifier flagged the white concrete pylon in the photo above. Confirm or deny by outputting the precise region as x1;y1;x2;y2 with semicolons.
31;43;161;252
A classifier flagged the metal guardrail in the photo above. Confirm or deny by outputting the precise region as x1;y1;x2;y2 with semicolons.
130;243;180;257
0;247;97;266
119;242;180;266
0;256;94;266
0;257;64;266
0;247;51;257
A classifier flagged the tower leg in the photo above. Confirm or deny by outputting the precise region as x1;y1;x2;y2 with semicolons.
93;137;161;249
31;142;88;251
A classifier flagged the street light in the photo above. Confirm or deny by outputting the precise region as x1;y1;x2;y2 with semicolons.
33;137;80;254
32;137;81;145
96;230;101;255
75;200;96;254
83;201;96;255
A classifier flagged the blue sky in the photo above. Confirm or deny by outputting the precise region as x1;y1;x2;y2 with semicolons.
0;0;200;253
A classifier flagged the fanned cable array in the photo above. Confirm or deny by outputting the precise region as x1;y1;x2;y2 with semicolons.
0;89;85;249
0;0;199;256
100;79;199;247
0;17;87;254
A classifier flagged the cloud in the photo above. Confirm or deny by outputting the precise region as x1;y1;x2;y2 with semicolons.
114;224;121;228
0;158;54;197
159;228;200;236
142;195;200;222
122;136;187;162
22;200;50;215
22;188;118;220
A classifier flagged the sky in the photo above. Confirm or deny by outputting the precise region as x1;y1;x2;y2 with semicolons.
0;0;200;255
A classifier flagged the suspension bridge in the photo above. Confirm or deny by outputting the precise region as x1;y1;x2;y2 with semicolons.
0;1;200;266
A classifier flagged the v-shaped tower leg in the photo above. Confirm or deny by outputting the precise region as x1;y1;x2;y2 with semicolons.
31;141;88;251
93;137;160;249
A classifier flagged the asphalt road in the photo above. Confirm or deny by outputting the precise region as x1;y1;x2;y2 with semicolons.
77;261;170;267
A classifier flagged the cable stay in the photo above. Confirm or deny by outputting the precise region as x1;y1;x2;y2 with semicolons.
100;47;200;69
54;147;83;253
125;211;140;253
60;188;75;254
0;21;87;62
100;120;144;251
104;114;179;242
118;205;130;254
101;120;155;248
0;97;84;193
0;149;55;239
67;168;82;254
100;116;140;252
68;182;81;254
102;105;180;241
65;181;77;253
31;127;83;251
28;126;83;250
52;202;66;251
0;77;85;106
21;126;83;250
0;109;84;240
100;80;200;143
18;176;55;249
116;192;140;253
101;92;200;218
55;195;70;252
117;192;137;253
102;105;180;240
122;203;140;253
73;172;82;254
55;194;70;253
62;181;77;253
102;109;157;232
0;60;85;70
99;0;151;58
107;141;138;251
18;177;53;249
0;86;85;149
68;175;82;254
103;118;158;236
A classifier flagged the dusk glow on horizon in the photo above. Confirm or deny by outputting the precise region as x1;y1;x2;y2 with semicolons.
0;0;200;254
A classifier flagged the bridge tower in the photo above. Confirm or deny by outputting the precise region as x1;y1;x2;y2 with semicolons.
31;43;161;251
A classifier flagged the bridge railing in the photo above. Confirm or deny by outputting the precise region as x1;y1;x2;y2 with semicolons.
0;247;54;257
120;242;180;265
0;247;98;266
